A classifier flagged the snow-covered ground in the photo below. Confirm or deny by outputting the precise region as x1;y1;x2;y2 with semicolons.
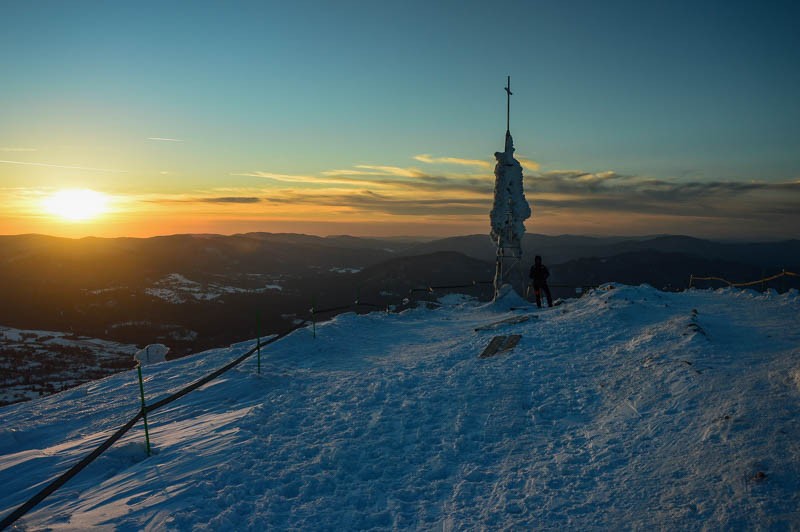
1;285;799;529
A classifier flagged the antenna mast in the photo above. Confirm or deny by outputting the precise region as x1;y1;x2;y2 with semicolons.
505;75;512;133
490;75;531;300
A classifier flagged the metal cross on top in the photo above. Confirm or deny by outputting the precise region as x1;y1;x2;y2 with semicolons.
505;75;512;133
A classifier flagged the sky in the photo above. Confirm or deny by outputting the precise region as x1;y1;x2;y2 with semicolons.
1;0;798;240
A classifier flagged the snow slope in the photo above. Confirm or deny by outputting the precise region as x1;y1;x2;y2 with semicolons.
1;285;799;529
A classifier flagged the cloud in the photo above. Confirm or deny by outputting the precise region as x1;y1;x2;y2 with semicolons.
231;171;361;187
231;157;799;231
233;169;491;194
413;154;492;169
517;157;541;172
140;193;263;205
147;137;184;142
402;175;492;194
527;170;800;220
414;153;541;172
265;189;488;216
75;156;796;241
324;165;427;178
533;170;625;189
201;196;262;204
0;159;127;173
356;165;427;178
320;169;388;177
233;171;306;181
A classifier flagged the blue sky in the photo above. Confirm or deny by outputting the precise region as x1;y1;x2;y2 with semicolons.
1;0;798;238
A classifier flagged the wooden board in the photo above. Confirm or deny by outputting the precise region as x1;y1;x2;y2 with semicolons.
501;334;522;352
479;334;522;359
479;335;508;358
474;315;532;332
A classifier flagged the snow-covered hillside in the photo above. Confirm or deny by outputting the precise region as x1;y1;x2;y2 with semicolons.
1;285;799;529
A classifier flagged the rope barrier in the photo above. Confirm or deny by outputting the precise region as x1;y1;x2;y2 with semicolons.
0;409;144;530
689;270;799;288
409;287;435;293
408;280;495;294
354;301;385;309
308;303;354;315
544;283;599;289
0;331;297;529
429;282;484;291
145;335;285;413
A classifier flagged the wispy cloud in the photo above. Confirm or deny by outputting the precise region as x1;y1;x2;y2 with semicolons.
356;165;427;178
322;168;389;177
147;137;184;142
231;171;357;186
201;196;262;204
265;190;488;216
141;193;262;205
0;147;37;152
414;153;541;172
0;159;127;173
235;168;492;195
413;154;492;169
517;157;541;172
323;165;427;178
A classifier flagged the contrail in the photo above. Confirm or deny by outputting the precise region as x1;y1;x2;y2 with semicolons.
0;159;127;173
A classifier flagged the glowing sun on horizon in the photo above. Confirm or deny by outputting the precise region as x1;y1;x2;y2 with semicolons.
43;189;109;221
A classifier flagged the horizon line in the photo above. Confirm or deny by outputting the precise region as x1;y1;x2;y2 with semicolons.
0;231;793;244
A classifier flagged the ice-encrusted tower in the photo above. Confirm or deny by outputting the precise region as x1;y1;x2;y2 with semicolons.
490;76;531;299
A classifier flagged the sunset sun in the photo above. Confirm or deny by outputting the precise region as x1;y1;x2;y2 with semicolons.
43;189;109;222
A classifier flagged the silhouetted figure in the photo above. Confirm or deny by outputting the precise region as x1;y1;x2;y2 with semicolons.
529;255;553;308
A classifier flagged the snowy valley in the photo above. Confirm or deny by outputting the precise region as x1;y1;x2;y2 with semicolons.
0;327;137;407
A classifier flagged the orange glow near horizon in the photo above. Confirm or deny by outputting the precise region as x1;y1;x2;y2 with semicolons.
0;177;794;241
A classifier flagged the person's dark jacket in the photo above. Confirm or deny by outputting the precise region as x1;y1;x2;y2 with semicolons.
529;264;550;286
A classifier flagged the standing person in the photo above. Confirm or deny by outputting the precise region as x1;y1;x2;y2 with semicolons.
529;255;553;308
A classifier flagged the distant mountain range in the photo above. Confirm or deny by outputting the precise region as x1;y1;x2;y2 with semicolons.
1;232;797;355
402;233;800;270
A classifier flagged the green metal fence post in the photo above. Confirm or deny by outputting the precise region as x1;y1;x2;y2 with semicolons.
256;310;261;375
311;295;316;339
136;365;152;457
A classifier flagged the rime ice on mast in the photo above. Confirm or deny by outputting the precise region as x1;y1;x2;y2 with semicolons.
490;76;531;298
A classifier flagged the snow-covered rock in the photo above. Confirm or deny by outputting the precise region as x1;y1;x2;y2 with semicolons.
133;344;169;365
490;282;531;310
